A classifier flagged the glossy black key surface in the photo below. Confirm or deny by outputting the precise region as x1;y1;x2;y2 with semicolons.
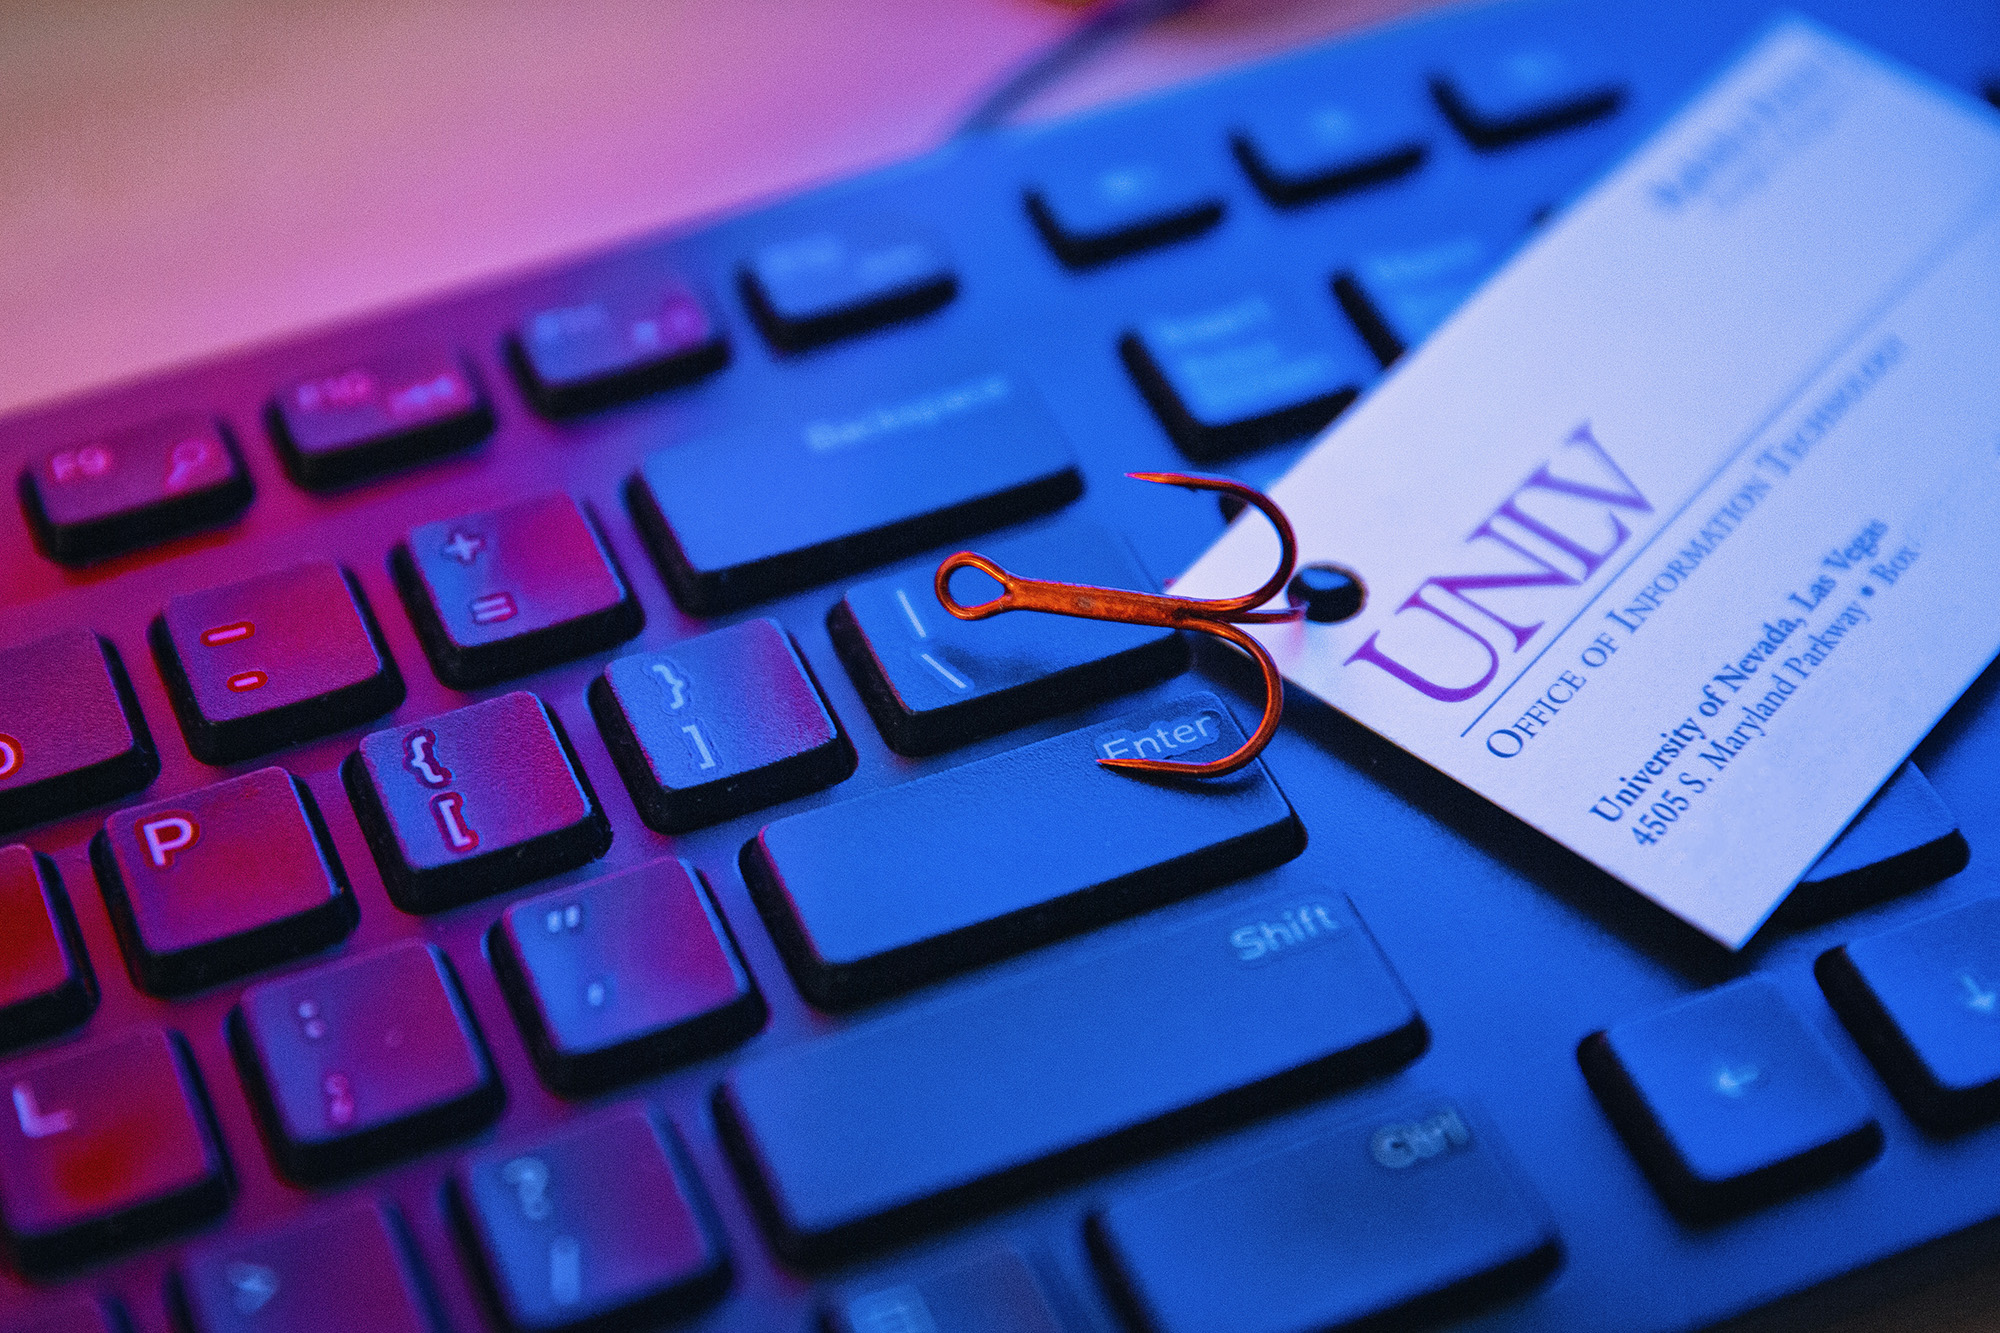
0;847;94;1052
0;630;158;835
1231;85;1430;207
151;561;404;765
1091;1101;1556;1333
1120;289;1369;459
826;1250;1065;1333
512;281;727;415
1431;43;1625;150
720;889;1421;1261
493;860;763;1093
270;346;491;489
0;1028;228;1273
1579;977;1881;1222
175;1200;433;1333
344;691;610;912
828;521;1187;754
1780;762;1967;925
1026;139;1226;268
19;415;251;565
744;690;1301;1008
92;767;356;995
627;369;1081;613
590;619;852;833
1332;232;1505;366
740;217;957;352
232;940;500;1182
394;493;641;688
1819;897;2000;1132
453;1108;727;1331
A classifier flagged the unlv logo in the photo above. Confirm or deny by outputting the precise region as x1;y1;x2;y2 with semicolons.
1344;423;1652;702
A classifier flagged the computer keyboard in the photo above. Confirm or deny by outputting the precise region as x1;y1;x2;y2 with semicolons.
2;0;1999;1328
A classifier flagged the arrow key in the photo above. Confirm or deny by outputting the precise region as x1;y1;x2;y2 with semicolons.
1580;977;1879;1221
1819;896;2000;1131
176;1199;433;1333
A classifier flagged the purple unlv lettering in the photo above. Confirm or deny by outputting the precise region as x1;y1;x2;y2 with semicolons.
1345;422;1651;702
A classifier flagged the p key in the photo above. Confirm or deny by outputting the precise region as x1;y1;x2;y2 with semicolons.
94;767;357;995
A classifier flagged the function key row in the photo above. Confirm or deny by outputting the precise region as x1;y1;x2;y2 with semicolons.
13;40;1625;568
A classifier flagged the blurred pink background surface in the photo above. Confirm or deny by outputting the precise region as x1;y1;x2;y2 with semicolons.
0;2;1993;1328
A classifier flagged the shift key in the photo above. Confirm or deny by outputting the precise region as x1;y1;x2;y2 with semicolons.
741;691;1302;1008
719;888;1424;1262
628;369;1080;613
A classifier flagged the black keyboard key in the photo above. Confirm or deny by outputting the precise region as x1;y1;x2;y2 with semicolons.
741;217;957;352
590;619;852;833
628;369;1081;613
1579;977;1880;1221
745;690;1300;1008
175;1199;433;1333
1232;90;1428;207
1090;1100;1556;1333
1027;142;1226;268
719;888;1421;1261
19;415;252;565
1780;762;1967;925
1333;232;1504;365
92;767;357;995
453;1107;728;1330
270;347;491;489
232;940;500;1182
493;859;763;1093
0;1028;228;1273
827;1250;1064;1333
513;281;728;415
151;561;404;764
829;520;1187;754
1431;44;1625;151
344;691;610;912
0;846;95;1052
1818;896;2000;1132
12;1296;122;1333
0;630;159;834
393;493;641;688
1120;290;1370;459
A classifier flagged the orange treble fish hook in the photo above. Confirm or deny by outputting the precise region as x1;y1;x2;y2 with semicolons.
934;472;1301;778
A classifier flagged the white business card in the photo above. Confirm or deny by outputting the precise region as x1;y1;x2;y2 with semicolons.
1175;19;2000;946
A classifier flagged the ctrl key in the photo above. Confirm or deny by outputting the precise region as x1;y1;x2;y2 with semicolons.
1089;1100;1556;1333
0;1027;230;1273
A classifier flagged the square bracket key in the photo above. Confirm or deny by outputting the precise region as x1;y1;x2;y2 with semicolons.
345;691;611;912
590;619;853;833
393;493;642;688
152;561;404;764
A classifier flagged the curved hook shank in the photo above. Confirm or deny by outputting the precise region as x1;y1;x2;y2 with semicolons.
1097;620;1284;778
1127;471;1298;614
